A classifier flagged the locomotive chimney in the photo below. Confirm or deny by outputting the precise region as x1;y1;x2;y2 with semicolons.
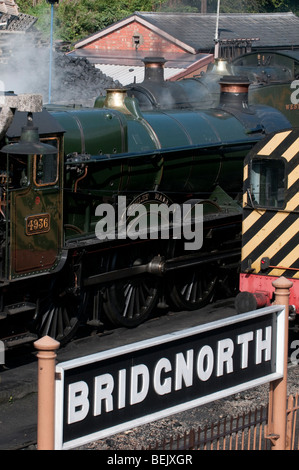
219;76;251;110
143;57;166;83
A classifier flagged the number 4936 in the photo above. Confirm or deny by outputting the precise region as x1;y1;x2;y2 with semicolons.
26;214;50;235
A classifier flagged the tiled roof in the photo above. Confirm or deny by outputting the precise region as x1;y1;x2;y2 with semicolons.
0;0;36;31
68;49;213;85
5;12;36;30
95;63;183;86
71;49;210;66
76;12;299;53
0;0;19;17
71;12;299;84
136;12;299;51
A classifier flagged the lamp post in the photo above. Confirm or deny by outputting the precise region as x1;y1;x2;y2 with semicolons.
47;0;59;104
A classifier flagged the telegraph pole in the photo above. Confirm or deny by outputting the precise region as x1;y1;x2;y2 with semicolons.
214;0;221;58
47;0;59;104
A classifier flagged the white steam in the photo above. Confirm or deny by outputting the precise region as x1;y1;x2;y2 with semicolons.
0;34;120;106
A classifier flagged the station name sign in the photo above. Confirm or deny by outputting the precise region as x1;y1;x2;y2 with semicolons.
55;305;285;450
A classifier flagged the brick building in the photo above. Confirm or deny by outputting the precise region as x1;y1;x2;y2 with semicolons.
70;11;299;85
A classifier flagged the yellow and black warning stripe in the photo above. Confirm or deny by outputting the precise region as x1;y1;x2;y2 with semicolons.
241;129;299;279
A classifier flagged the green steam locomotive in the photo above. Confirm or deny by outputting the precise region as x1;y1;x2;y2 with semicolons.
0;71;292;347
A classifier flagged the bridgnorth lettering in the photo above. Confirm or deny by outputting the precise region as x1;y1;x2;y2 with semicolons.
67;326;272;425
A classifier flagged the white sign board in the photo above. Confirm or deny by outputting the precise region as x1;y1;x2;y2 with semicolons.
55;305;285;450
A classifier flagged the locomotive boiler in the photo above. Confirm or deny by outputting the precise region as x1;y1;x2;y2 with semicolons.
0;75;292;347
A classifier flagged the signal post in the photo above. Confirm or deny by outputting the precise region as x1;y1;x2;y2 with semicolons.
267;276;293;450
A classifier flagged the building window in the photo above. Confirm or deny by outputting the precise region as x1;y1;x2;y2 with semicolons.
132;33;142;49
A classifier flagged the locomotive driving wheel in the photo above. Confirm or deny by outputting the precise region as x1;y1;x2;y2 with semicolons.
166;241;218;311
103;244;159;327
32;277;88;344
168;267;218;311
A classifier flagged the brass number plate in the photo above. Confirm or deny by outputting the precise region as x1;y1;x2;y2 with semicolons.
26;213;50;235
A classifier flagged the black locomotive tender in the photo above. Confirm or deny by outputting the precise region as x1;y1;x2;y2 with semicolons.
0;56;293;348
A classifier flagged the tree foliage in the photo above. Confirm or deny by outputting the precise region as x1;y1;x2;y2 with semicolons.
158;0;299;14
56;0;166;41
17;0;168;41
16;0;298;43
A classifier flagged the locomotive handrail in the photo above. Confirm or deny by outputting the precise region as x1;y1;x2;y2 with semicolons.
63;141;256;164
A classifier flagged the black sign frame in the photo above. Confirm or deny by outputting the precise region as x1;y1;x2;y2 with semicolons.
55;305;285;450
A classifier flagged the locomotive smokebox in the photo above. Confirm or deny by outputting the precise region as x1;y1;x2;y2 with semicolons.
219;76;251;110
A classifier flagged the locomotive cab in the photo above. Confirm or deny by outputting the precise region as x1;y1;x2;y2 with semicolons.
236;129;299;323
249;155;286;209
1;109;65;280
